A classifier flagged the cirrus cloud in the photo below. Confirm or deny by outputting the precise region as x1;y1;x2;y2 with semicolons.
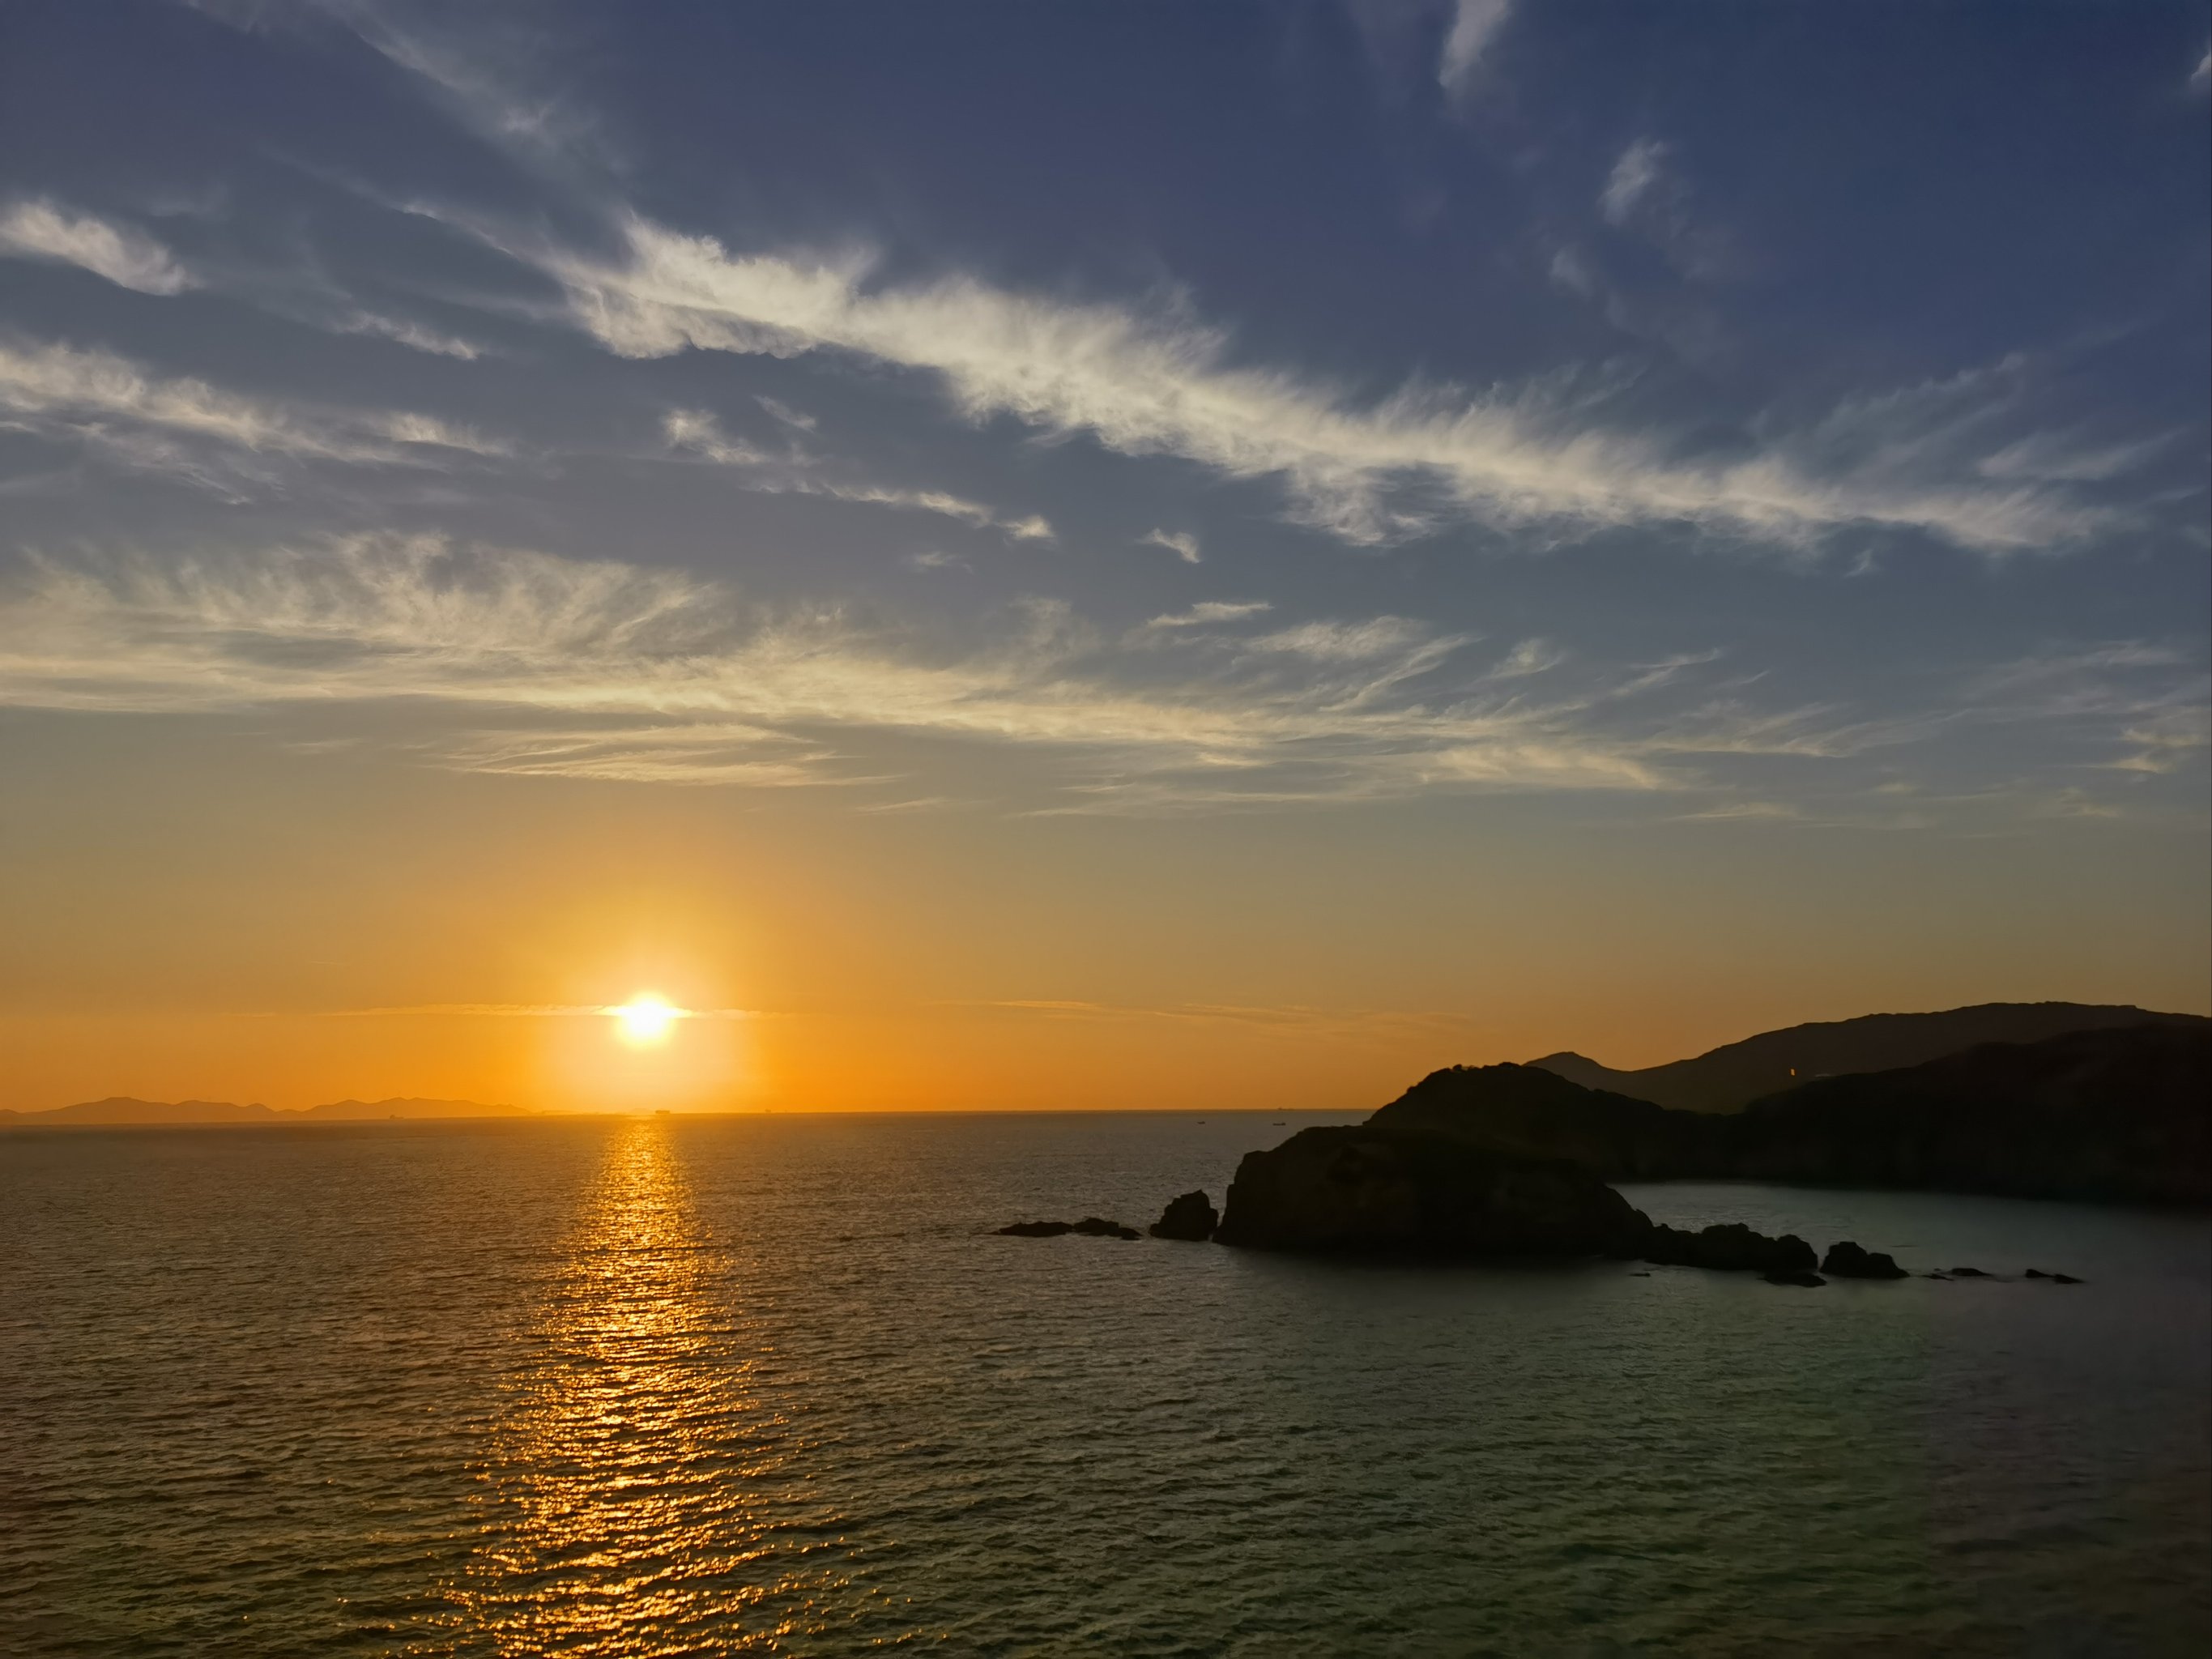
0;532;1893;805
0;198;196;295
0;337;511;493
522;214;2121;557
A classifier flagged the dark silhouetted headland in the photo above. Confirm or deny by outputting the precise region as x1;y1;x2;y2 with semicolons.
1528;1001;2203;1113
1200;1012;2209;1267
1376;1021;2209;1205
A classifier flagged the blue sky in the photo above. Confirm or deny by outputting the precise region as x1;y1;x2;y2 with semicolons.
0;2;2207;1105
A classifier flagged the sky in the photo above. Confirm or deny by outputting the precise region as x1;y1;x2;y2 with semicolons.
1;0;2207;1113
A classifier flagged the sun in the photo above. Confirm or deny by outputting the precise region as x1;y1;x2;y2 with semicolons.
606;993;685;1047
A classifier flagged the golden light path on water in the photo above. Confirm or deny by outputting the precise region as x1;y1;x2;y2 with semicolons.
448;1119;865;1653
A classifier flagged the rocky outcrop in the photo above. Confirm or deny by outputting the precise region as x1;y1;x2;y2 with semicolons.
1213;1126;1649;1257
995;1217;1140;1239
1639;1222;1818;1277
1208;1130;1852;1286
1366;1064;1726;1182
1821;1240;1907;1279
1149;1190;1218;1241
2025;1268;2084;1284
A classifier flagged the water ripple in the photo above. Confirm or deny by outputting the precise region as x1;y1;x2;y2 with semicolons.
2;1115;2206;1654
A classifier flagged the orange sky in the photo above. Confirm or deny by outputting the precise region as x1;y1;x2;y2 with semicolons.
3;1;2209;1118
4;721;2204;1114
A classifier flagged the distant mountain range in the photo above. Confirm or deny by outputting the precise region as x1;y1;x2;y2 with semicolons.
0;1097;533;1127
1526;1001;2205;1113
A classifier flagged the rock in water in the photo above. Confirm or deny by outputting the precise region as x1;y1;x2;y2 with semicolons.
995;1217;1140;1239
1213;1126;1649;1256
1211;1125;1840;1281
1639;1222;1818;1277
1763;1270;1827;1287
1069;1217;1140;1239
1821;1240;1909;1279
2025;1269;2084;1283
1150;1190;1219;1241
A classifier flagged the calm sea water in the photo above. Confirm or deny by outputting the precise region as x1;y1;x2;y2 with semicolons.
2;1112;2206;1656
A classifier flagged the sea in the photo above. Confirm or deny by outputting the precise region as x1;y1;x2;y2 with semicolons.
2;1111;2207;1656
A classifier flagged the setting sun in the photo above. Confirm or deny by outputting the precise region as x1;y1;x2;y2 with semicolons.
607;995;684;1047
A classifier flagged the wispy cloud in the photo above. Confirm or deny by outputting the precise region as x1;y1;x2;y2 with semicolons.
1142;600;1272;629
1600;139;1668;225
0;198;197;294
1964;642;2210;775
2038;787;2125;820
1141;528;1203;564
1245;616;1447;664
2102;715;2208;774
193;0;615;174
335;309;487;359
963;997;1481;1036
251;5;2159;563
0;337;509;492
756;394;816;431
2;189;494;362
1599;139;1737;280
904;550;970;574
1488;638;1564;679
1672;800;1804;823
515;213;2116;556
2193;43;2210;90
1438;0;1512;95
661;406;1054;540
325;1001;761;1019
0;533;1894;806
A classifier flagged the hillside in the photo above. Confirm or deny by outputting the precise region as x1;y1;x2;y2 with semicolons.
1370;1022;2210;1205
1730;1023;2212;1205
1527;1001;2206;1113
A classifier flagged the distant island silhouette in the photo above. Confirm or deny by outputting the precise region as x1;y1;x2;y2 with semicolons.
0;1097;534;1127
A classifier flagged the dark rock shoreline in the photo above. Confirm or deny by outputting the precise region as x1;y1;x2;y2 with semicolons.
999;1173;2091;1291
1204;1128;1874;1285
1822;1241;1907;1279
1149;1190;1218;1240
995;1217;1140;1239
1209;1126;1648;1256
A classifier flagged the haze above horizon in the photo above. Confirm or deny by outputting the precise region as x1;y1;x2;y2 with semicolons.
2;2;2206;1113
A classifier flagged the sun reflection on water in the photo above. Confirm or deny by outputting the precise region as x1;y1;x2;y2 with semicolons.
448;1119;858;1653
